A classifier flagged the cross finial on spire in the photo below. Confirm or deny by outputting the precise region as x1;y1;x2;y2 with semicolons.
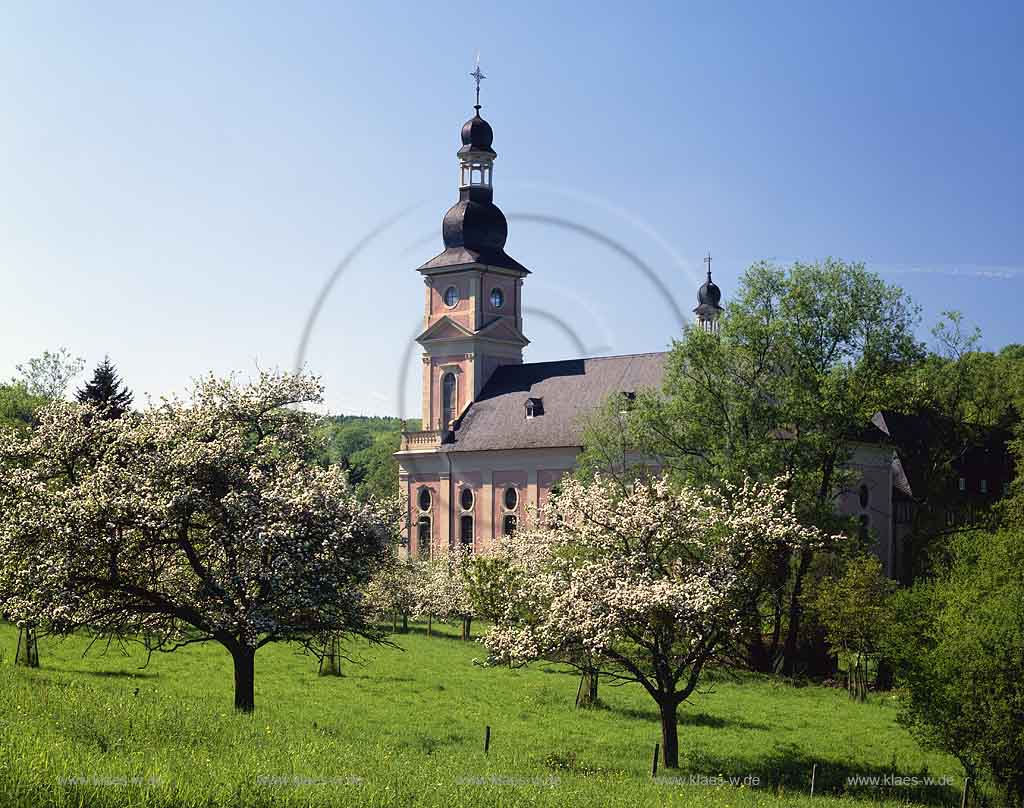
704;252;713;281
470;52;486;112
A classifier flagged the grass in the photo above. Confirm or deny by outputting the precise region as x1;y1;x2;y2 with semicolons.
0;620;962;807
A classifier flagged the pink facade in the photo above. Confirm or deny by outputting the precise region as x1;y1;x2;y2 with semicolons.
399;449;575;558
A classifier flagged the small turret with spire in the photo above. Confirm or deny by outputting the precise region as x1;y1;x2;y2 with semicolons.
694;253;724;333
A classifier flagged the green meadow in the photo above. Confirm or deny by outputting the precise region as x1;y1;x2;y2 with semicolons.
0;620;961;808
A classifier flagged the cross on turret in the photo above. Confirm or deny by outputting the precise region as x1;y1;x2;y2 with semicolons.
470;56;486;110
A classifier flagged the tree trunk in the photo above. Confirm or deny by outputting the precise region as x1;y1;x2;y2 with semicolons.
427;614;433;637
848;655;867;702
461;616;472;640
782;547;813;676
319;635;343;677
875;657;893;691
783;455;836;677
576;666;599;708
746;632;772;674
15;626;39;668
658;698;680;769
401;612;408;633
231;645;256;713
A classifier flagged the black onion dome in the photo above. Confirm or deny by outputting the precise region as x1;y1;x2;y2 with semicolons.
458;112;496;157
443;198;508;251
697;274;722;307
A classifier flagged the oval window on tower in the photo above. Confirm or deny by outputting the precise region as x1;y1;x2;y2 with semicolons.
490;288;504;308
460;487;474;511
444;286;459;307
504;486;518;510
418;487;432;512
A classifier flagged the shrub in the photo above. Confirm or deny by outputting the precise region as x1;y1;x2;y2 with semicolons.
885;528;1024;805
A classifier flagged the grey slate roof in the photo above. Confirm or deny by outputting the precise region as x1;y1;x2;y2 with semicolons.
418;246;531;274
448;352;668;452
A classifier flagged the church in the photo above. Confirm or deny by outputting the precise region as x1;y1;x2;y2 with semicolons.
395;89;914;576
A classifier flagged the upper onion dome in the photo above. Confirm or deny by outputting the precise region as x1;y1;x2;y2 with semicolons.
458;110;496;157
697;272;722;307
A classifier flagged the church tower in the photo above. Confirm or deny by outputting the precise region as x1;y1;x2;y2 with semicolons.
413;70;530;439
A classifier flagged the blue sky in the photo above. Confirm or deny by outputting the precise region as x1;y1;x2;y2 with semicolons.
2;2;1021;416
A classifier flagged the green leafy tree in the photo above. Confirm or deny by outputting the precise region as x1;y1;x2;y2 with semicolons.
0;383;46;433
885;528;1024;806
348;430;403;501
15;348;84;400
75;356;133;418
889;314;1023;580
313;415;418;502
580;259;921;675
812;555;895;701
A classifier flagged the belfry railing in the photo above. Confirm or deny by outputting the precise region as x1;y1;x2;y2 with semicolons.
399;429;443;451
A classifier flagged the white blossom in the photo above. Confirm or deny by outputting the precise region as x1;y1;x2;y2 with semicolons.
482;474;843;698
0;371;397;656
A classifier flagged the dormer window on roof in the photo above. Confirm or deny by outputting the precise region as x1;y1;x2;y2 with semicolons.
525;397;543;419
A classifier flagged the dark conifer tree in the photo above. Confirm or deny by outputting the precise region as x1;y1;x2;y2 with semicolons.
76;357;133;419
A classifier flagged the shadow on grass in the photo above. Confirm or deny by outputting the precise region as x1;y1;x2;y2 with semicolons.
77;669;160;680
538;665;577;676
344;673;416;684
395;729;468;757
387;624;476;643
672;742;960;807
608;703;770;732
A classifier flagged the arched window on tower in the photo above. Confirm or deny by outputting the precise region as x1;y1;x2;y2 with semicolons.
442;372;456;430
460;515;474;550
